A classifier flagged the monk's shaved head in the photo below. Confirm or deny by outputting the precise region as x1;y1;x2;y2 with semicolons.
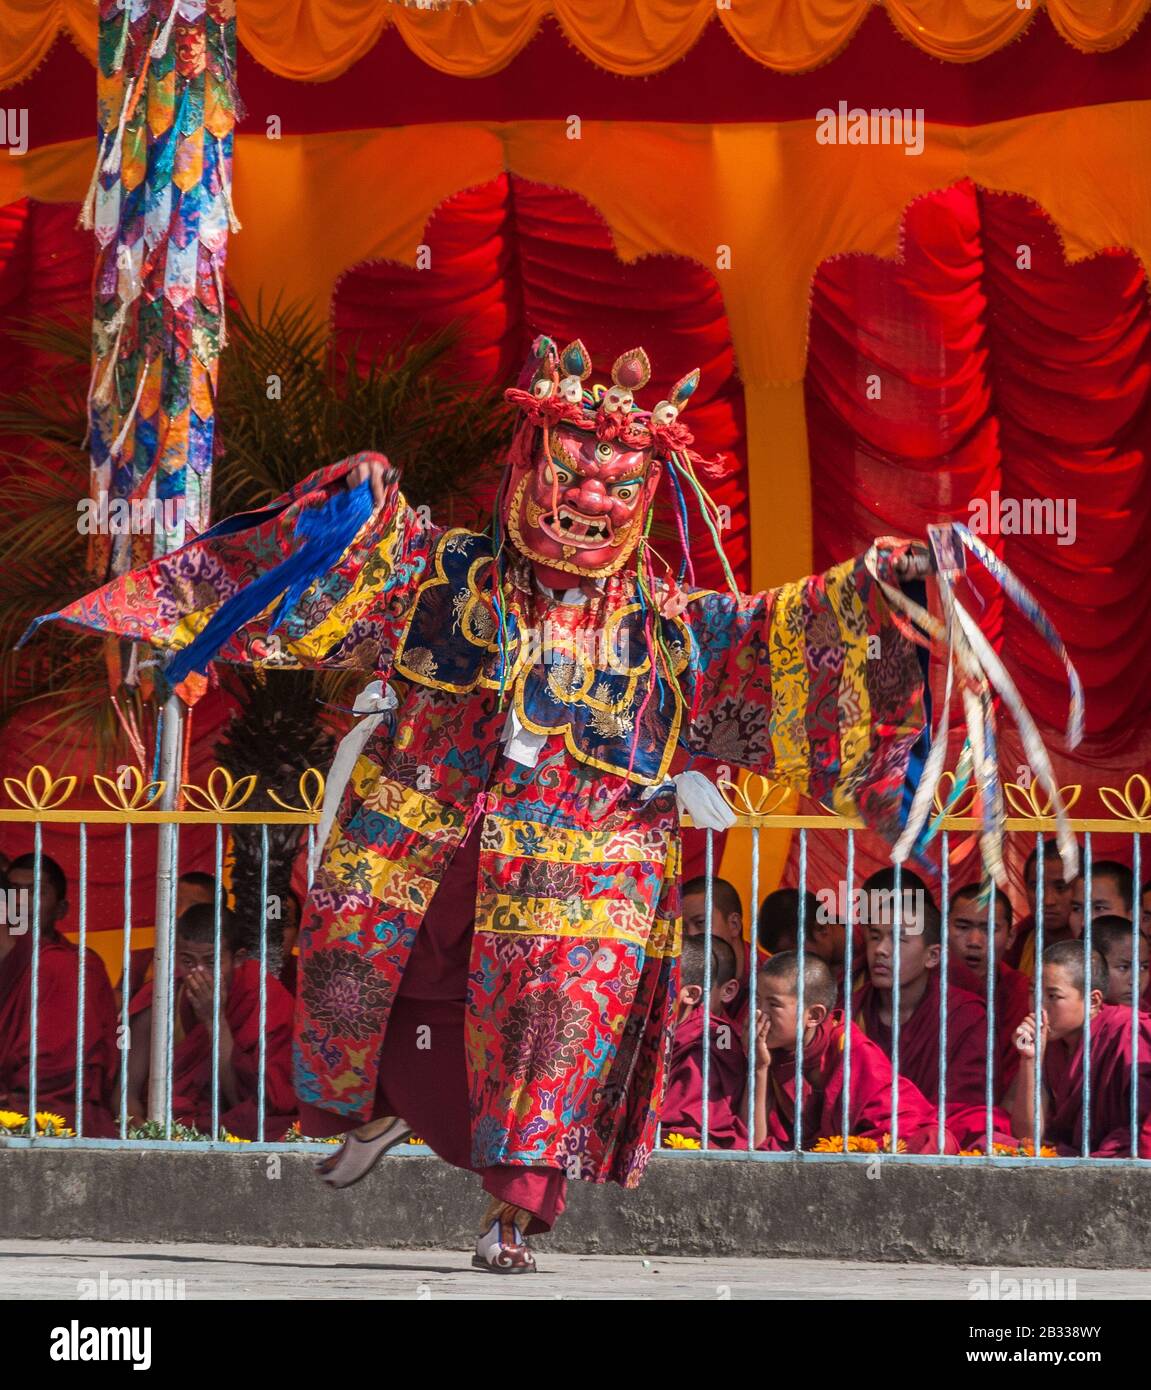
1043;939;1109;998
1090;916;1139;962
680;934;738;990
177;901;243;956
759;950;837;1012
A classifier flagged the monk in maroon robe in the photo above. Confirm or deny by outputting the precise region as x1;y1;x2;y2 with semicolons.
1009;939;1151;1157
1091;916;1149;1009
123;902;296;1139
948;883;1032;1099
752;951;951;1153
659;935;748;1148
682;876;752;1029
1005;838;1078;976
0;854;119;1136
854;885;1013;1151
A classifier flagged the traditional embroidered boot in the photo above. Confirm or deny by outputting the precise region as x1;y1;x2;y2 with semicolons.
472;1198;538;1273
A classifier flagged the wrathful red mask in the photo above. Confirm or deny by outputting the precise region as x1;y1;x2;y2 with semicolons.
506;422;661;585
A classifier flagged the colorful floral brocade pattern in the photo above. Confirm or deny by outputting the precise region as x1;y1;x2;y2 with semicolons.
36;456;925;1189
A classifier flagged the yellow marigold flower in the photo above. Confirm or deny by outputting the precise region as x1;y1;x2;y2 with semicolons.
0;1110;29;1129
662;1132;702;1149
222;1132;251;1143
407;1135;426;1145
35;1112;71;1135
880;1133;908;1154
812;1134;880;1153
1013;1140;1057;1158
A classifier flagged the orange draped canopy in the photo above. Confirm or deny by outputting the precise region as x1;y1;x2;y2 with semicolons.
4;0;1151;89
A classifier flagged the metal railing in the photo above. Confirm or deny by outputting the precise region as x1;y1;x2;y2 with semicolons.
1;764;1149;1167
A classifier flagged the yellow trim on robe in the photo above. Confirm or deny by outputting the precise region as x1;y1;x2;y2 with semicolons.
487;820;668;865
767;578;811;794
476;890;652;949
825;559;873;816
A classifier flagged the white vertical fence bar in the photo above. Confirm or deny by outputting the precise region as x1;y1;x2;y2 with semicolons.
937;842;950;1155
1082;832;1093;1158
117;823;132;1139
148;690;185;1124
744;824;760;1144
257;824;270;1142
890;861;903;1153
1032;833;1044;1154
700;831;714;1151
210;823;224;1140
27;824;43;1129
164;822;181;1138
841;829;855;1145
985;878;997;1156
1131;831;1142;1159
794;829;807;1152
74;822;88;1138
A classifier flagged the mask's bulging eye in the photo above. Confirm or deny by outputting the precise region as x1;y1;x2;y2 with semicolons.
595;442;614;462
613;483;638;503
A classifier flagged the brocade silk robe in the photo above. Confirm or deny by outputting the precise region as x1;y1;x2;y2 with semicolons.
38;454;925;1188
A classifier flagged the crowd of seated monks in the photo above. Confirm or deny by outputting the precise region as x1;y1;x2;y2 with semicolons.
0;855;298;1139
4;838;1150;1156
660;840;1151;1156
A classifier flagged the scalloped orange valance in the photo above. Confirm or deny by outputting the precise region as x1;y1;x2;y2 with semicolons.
4;0;1151;89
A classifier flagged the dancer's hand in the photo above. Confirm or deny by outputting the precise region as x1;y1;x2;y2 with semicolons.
344;453;400;511
891;540;933;580
652;577;689;620
1014;1010;1048;1059
753;1009;772;1070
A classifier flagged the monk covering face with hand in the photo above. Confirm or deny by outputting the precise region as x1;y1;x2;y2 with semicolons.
659;935;747;1149
122;902;297;1139
1007;940;1151;1157
752;950;944;1153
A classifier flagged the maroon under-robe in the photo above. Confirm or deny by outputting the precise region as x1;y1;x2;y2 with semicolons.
948;955;1032;1097
757;1010;953;1152
129;958;297;1139
659;1004;749;1149
0;933;119;1136
854;969;1014;1149
298;818;567;1234
1042;1003;1151;1157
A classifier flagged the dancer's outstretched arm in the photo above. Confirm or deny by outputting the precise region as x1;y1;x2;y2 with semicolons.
22;452;440;690
678;538;931;843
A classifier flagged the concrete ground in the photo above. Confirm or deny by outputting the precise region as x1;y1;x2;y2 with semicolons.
2;1240;1149;1299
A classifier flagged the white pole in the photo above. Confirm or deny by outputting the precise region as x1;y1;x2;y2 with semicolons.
147;691;185;1123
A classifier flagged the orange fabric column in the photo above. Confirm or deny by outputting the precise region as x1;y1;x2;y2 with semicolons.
716;379;809;928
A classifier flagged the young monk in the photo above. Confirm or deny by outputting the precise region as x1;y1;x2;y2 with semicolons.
659;936;748;1149
116;871;217;1003
855;886;1012;1148
1090;916;1150;1008
752;950;947;1152
948;883;1032;1096
682;875;749;1025
1008;940;1151;1157
757;888;840;968
0;854;119;1136
1069;861;1133;939
122;902;297;1139
1005;838;1078;976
